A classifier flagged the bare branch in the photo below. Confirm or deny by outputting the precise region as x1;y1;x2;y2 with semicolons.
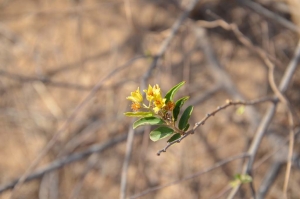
227;40;300;199
128;153;249;199
157;97;275;156
194;26;261;127
237;0;300;34
141;0;201;90
257;161;282;199
0;128;145;194
9;56;144;196
120;127;135;199
120;1;202;198
0;69;93;91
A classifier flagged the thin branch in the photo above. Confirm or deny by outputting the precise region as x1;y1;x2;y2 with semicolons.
194;26;261;128
120;127;135;199
196;19;279;66
0;128;145;194
227;40;300;199
141;0;201;90
257;161;282;199
157;97;275;156
119;1;201;198
196;19;299;198
237;0;300;34
0;69;93;91
69;154;100;199
9;56;144;196
128;153;249;199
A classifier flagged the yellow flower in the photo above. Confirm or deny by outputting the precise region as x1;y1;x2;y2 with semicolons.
126;87;143;103
153;96;166;113
144;85;155;102
144;84;162;102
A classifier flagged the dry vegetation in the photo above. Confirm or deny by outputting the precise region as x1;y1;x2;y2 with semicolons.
0;0;300;199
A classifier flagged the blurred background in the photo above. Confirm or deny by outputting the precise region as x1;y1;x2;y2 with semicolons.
0;0;300;198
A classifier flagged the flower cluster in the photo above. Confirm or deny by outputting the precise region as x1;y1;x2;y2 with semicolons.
126;84;174;114
124;81;193;143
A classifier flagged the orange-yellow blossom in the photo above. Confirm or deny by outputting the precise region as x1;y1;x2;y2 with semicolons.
153;95;166;113
144;84;161;102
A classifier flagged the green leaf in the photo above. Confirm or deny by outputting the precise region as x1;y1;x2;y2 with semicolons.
165;81;185;103
149;126;174;141
167;133;181;143
124;112;153;117
133;117;165;129
173;96;189;122
178;106;193;130
230;174;252;187
183;123;190;131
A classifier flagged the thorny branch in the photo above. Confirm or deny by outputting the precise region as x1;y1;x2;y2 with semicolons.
157;97;275;156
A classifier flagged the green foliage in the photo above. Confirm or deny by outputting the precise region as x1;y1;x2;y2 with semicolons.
150;126;174;141
173;96;189;122
230;174;252;188
183;123;190;131
133;117;165;129
178;106;193;130
124;112;153;117
167;133;181;143
164;81;185;103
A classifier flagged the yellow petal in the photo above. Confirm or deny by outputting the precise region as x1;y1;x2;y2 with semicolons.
126;87;143;103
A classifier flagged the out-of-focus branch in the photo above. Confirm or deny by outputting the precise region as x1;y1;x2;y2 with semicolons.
257;161;282;199
227;41;300;199
237;0;300;34
128;153;249;199
120;126;135;199
141;0;201;90
0;69;93;91
9;56;144;197
195;19;298;198
0;128;145;194
194;27;261;127
120;1;201;198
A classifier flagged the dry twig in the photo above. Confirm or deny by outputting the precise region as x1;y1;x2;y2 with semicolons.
227;41;300;199
9;56;144;197
195;18;298;198
0;128;145;194
237;0;300;34
128;153;249;199
157;97;275;156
